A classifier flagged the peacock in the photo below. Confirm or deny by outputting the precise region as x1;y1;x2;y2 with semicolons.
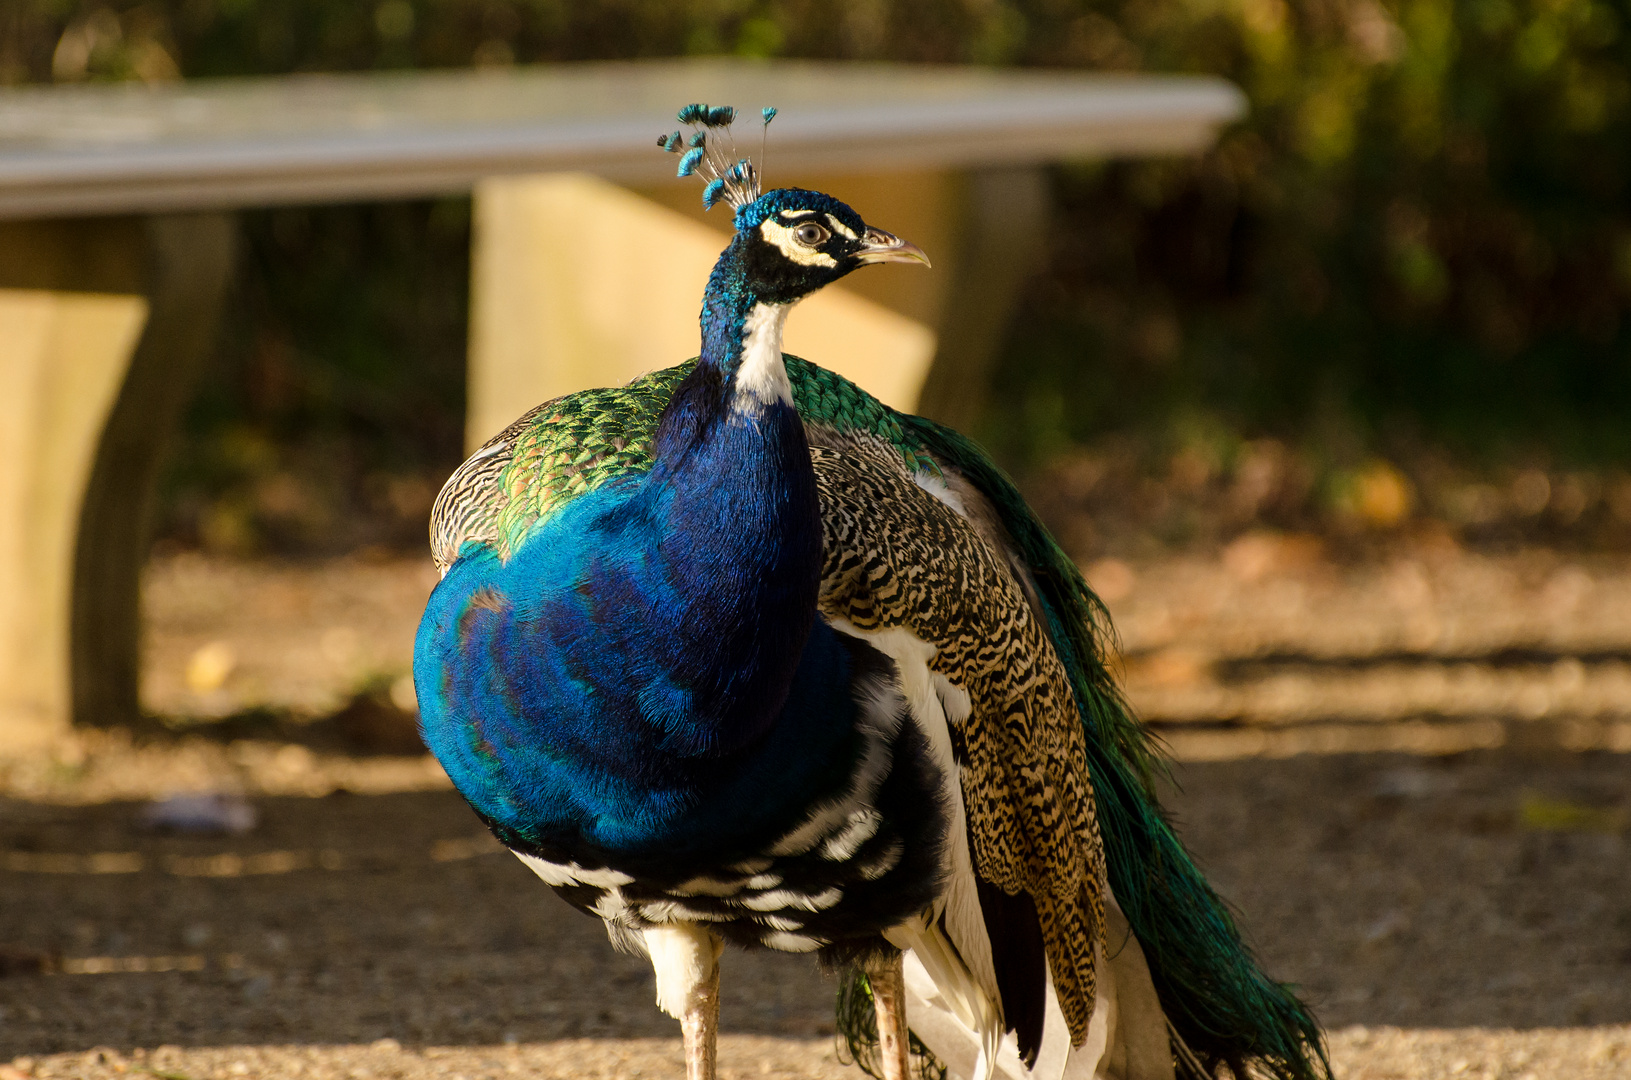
414;104;1329;1080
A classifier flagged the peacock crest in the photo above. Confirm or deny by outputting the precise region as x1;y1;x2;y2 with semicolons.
656;103;777;212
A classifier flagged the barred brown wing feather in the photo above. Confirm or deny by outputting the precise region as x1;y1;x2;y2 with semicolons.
430;435;509;573
809;427;1108;1046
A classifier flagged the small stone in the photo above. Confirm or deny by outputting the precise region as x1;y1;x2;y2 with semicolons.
142;793;257;836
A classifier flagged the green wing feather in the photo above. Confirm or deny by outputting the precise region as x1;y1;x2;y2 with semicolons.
896;412;1331;1080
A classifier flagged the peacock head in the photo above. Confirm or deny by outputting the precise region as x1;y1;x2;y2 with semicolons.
658;104;929;304
726;187;929;303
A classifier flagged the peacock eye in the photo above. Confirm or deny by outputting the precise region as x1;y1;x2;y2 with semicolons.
793;222;829;247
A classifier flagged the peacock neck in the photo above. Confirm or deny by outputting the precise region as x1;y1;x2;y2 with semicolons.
631;238;820;756
697;234;793;411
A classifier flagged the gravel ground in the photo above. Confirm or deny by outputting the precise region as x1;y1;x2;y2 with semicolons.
0;549;1628;1078
2;750;1628;1078
9;1027;1631;1080
140;553;439;723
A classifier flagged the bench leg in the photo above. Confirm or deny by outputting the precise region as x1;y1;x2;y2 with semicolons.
0;212;235;750
71;213;237;729
0;291;147;753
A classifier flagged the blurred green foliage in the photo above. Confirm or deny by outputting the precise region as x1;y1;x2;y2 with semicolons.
994;0;1631;471
163;200;471;555
4;0;1631;550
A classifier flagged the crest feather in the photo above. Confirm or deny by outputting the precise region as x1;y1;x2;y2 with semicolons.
656;102;777;213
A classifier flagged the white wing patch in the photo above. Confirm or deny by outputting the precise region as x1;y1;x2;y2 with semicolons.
513;852;634;889
671;874;750;897
669;870;784;896
762;931;824;953
888;913;1005;1080
899;895;1175;1080
737;887;843;912
637;900;733;923
914;469;971;517
821;808;884;861
591;888;630;922
858;836;905;880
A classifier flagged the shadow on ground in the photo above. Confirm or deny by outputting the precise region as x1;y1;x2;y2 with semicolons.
0;789;836;1056
1;749;1628;1057
1164;750;1631;1032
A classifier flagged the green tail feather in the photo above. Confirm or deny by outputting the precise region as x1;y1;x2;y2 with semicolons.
896;414;1332;1080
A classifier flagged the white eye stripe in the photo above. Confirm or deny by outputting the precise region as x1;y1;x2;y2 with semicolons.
779;209;818;218
823;214;859;240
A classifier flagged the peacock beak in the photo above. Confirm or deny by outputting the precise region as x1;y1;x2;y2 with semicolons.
854;227;932;268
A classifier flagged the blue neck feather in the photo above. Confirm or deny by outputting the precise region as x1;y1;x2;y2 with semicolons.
416;236;833;856
642;232;820;740
697;232;760;379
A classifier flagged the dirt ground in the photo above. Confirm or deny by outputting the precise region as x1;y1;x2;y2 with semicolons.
133;542;1631;759
2;546;1630;1079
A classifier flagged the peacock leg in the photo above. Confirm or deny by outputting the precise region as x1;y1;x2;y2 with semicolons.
644;924;724;1080
866;950;912;1080
680;957;720;1080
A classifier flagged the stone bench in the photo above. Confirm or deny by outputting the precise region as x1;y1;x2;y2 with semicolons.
0;58;1244;750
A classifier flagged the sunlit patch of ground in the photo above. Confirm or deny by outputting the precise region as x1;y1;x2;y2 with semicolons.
7;1028;1631;1079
